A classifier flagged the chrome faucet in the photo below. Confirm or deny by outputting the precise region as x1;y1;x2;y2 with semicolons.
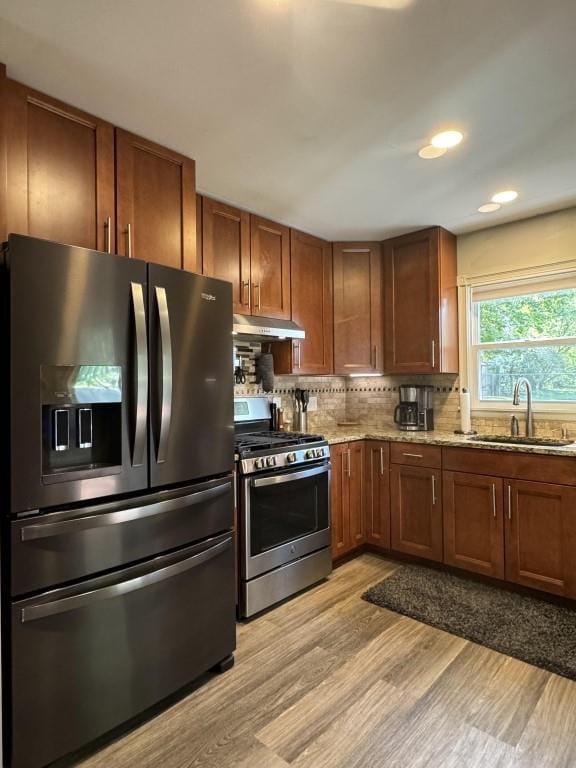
512;377;534;437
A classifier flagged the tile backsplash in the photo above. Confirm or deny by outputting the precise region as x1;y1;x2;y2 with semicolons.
232;342;576;438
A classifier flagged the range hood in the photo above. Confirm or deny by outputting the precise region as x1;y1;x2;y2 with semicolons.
233;314;305;341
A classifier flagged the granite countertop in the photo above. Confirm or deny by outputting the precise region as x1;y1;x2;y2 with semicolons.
319;426;576;458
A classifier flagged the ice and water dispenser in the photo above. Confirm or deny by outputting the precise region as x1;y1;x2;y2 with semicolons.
41;365;122;480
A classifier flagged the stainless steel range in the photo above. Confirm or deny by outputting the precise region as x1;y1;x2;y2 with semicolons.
235;397;332;618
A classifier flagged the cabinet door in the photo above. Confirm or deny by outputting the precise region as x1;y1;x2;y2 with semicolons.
116;129;196;271
3;80;115;251
290;230;334;375
250;215;291;320
443;472;504;578
364;442;390;549
202;198;250;314
348;442;366;548
383;227;457;374
391;465;443;562
333;243;383;374
330;444;350;559
505;480;576;597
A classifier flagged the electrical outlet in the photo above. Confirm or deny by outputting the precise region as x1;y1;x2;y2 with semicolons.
308;396;318;412
272;396;282;408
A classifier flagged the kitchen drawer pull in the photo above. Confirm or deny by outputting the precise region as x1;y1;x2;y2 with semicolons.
380;447;385;476
403;452;424;459
431;474;436;505
20;482;232;542
492;483;497;518
508;485;512;520
431;339;436;368
347;449;351;477
254;282;261;310
294;343;301;369
20;535;232;623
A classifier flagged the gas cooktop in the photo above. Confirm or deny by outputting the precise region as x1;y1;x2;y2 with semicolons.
234;430;324;455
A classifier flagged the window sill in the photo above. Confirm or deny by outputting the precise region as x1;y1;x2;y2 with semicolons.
472;407;576;421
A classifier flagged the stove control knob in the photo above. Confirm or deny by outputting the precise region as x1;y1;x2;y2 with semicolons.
266;456;275;467
287;452;297;463
254;458;264;469
305;449;314;459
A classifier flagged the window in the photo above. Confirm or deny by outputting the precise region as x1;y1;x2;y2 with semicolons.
469;275;576;410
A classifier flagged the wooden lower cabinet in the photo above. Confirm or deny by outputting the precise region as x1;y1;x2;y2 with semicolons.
390;464;443;562
364;441;390;549
443;472;504;579
330;442;365;559
505;479;576;597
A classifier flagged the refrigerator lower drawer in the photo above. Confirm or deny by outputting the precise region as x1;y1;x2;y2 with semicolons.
11;475;233;596
10;533;236;768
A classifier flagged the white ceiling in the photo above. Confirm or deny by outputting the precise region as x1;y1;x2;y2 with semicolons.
1;0;575;240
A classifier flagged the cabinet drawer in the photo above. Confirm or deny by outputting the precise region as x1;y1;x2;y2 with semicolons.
390;442;441;469
442;447;576;486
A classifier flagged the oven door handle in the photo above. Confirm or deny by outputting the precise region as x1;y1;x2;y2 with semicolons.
252;464;329;488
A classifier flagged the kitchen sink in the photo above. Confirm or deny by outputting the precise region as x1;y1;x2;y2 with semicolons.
469;434;575;448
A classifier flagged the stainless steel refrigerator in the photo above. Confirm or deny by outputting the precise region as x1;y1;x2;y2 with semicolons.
1;235;236;768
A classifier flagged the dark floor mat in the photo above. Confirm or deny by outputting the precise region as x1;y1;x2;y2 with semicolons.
362;564;576;680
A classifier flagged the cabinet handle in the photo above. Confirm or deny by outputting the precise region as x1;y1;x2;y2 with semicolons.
431;339;436;368
492;483;496;518
254;282;261;310
104;216;112;253
507;484;512;520
126;223;133;258
347;449;351;477
403;452;424;459
380;447;384;476
431;473;436;506
294;342;301;369
242;281;251;308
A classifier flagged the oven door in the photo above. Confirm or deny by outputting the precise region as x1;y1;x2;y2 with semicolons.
242;463;330;580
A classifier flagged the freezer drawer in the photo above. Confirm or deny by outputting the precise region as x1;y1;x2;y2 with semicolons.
10;532;236;768
11;476;233;596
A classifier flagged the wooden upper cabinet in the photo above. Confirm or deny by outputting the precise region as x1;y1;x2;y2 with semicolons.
3;79;115;251
505;479;576;598
115;129;197;271
364;441;390;550
333;243;383;375
250;215;291;319
443;471;504;579
383;227;458;374
201;197;250;314
283;230;333;375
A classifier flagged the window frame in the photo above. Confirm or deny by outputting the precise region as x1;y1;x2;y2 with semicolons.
463;270;576;414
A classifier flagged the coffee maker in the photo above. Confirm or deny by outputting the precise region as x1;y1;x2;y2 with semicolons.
394;385;434;431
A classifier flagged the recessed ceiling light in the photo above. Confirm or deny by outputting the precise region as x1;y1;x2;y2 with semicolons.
430;130;464;149
491;189;519;204
418;145;447;160
478;203;501;213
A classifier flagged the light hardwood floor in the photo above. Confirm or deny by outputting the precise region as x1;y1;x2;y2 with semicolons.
77;553;576;768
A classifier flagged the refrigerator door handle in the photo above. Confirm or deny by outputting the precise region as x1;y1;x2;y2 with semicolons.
131;282;148;468
155;286;173;464
20;534;232;623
